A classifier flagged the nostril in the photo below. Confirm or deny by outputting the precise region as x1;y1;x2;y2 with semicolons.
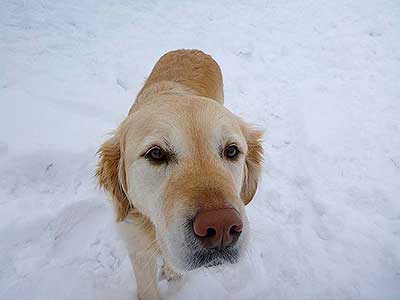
229;225;242;237
205;227;216;238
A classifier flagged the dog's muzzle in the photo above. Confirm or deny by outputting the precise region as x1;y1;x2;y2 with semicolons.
182;204;244;269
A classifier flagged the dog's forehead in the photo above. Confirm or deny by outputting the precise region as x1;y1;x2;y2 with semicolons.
125;97;243;151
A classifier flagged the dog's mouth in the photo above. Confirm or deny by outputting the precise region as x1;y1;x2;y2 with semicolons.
186;247;240;269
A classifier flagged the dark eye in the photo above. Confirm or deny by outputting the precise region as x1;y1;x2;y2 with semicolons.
224;144;240;160
145;146;169;163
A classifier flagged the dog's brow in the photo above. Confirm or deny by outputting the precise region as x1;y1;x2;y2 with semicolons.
222;134;246;149
140;135;174;153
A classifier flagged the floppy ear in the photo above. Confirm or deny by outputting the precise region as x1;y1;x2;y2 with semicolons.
96;133;130;221
239;121;264;205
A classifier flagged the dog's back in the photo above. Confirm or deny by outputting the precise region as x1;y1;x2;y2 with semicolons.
130;50;224;114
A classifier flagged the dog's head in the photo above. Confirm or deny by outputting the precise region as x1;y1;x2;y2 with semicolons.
97;95;262;271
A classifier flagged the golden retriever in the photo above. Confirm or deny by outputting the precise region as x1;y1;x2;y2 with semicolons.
96;49;263;300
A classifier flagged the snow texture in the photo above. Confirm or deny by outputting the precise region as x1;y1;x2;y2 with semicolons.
1;0;400;299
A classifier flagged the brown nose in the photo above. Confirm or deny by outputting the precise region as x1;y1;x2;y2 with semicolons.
193;206;243;250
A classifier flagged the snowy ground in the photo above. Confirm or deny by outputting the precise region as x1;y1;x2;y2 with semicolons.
1;0;400;299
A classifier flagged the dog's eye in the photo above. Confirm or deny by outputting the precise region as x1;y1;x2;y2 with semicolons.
224;144;240;160
145;146;169;163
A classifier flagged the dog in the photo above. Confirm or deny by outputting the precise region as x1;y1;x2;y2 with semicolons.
96;49;263;300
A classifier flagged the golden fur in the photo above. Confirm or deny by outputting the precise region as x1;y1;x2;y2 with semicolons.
97;49;262;221
96;49;263;300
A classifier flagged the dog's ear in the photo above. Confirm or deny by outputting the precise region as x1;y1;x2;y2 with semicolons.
96;132;130;221
239;120;264;205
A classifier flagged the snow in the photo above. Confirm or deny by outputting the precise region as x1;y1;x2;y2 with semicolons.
1;0;400;299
